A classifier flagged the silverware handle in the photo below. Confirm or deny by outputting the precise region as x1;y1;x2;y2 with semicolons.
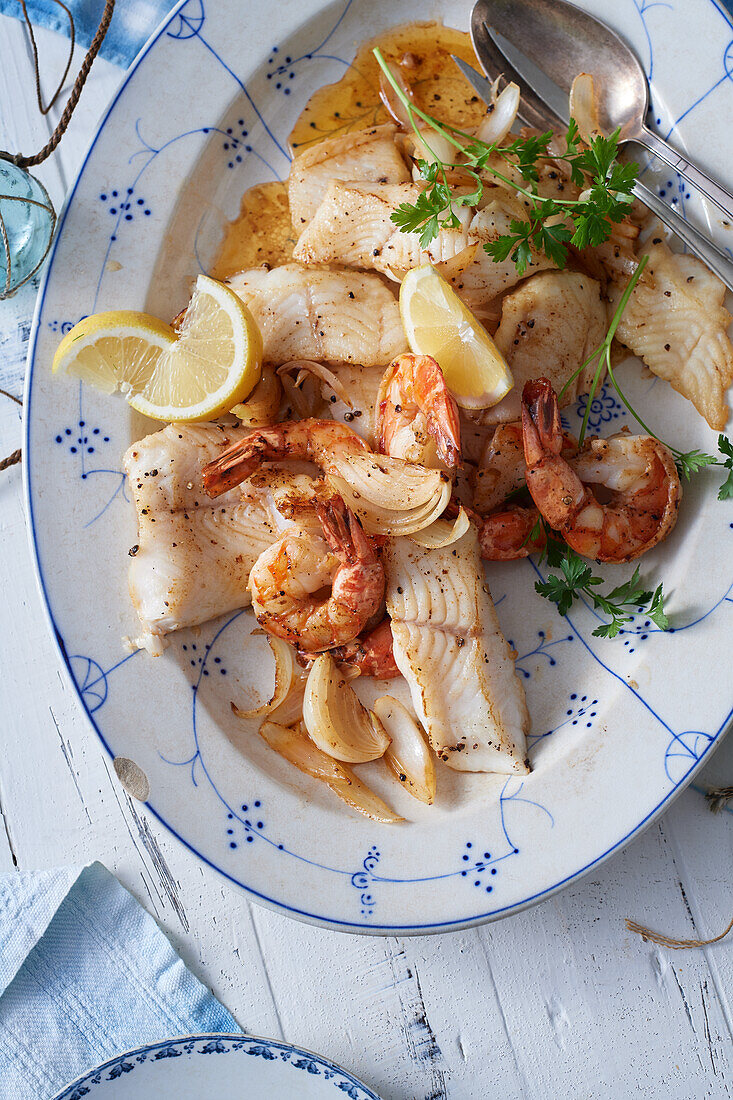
638;124;733;224
633;179;733;293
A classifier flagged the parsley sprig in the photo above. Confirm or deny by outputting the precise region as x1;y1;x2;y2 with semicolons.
374;48;637;274
532;519;668;638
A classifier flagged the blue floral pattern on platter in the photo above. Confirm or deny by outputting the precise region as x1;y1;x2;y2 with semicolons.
25;0;733;933
53;1035;380;1100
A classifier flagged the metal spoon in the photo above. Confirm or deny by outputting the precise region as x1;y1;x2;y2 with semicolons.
464;16;733;292
471;0;733;224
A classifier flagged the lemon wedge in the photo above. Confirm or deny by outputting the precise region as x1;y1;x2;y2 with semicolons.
52;275;263;422
399;265;513;410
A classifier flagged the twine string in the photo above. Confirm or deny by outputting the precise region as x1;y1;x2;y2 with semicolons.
13;0;116;169
1;390;23;472
626;913;733;950
0;449;21;471
19;0;75;116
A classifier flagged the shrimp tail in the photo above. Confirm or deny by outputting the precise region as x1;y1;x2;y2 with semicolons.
332;618;401;679
316;494;377;567
522;379;587;530
316;494;384;614
377;353;461;469
202;429;278;497
430;399;462;469
522;378;564;463
478;505;546;560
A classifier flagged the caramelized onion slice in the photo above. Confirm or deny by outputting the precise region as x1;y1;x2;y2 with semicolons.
409;506;470;548
231;366;281;426
303;652;390;763
231;638;307;725
475;80;521;147
259;720;403;823
569;72;602;144
326;450;451;535
231;635;294;718
378;61;413;128
373;695;437;805
278;359;353;409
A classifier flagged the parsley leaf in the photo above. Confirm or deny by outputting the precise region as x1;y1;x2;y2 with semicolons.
717;434;733;500
533;525;669;640
564;117;580;156
674;449;718;480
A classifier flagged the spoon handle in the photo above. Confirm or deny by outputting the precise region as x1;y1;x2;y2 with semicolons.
634;179;733;294
637;125;733;225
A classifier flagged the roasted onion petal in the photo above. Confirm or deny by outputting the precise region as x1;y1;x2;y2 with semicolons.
373;695;436;805
569;73;602;144
231;366;281;426
278;359;353;409
259;720;403;823
230;635;295;719
410;127;458;180
303;652;391;763
433;242;479;282
279;370;321;418
325;450;451;535
378;61;413;128
475;82;520;146
409;506;470;549
231;637;308;725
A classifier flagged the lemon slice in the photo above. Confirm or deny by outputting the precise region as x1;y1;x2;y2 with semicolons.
52;275;262;422
399;265;513;410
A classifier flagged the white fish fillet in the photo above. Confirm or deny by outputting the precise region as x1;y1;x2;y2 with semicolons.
227;264;407;366
486;271;607;423
453;200;556;311
612;241;733;430
292;181;473;276
289;124;409;229
124;424;288;653
383;528;529;774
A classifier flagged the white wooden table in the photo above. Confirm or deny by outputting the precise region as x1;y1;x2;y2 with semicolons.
2;18;733;1099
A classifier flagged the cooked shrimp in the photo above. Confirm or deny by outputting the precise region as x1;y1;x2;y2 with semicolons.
473;419;578;515
478;505;545;561
376;353;461;469
202;419;369;498
248;494;385;652
331;618;401;679
522;378;681;563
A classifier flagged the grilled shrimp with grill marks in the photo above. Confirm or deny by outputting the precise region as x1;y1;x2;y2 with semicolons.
248;494;385;653
522;378;681;563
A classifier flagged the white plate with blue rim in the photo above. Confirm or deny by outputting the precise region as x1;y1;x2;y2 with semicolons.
25;0;733;934
52;1034;381;1099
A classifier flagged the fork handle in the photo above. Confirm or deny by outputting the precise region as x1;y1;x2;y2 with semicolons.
633;178;733;293
638;124;733;225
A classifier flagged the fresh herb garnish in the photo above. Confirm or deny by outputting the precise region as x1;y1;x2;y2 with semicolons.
374;47;638;274
531;517;669;638
716;434;733;499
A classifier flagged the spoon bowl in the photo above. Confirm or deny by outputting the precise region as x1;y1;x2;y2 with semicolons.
471;0;648;141
471;0;733;222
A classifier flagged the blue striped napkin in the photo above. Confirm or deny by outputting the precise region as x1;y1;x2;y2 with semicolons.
0;863;240;1100
0;0;176;67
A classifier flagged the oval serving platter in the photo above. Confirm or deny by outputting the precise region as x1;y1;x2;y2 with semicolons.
26;0;733;933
